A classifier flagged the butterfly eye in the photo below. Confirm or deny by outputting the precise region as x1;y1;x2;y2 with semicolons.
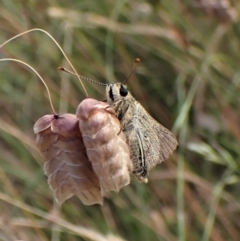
120;85;128;97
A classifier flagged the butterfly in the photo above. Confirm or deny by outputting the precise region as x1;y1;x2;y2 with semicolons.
105;83;178;183
58;58;178;183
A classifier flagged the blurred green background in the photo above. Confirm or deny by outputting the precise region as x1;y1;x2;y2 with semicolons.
1;0;240;241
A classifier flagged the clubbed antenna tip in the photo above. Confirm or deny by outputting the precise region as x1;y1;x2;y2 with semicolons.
121;57;140;84
57;67;65;71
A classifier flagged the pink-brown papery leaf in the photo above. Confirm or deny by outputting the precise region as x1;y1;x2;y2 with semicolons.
76;98;133;193
34;113;102;205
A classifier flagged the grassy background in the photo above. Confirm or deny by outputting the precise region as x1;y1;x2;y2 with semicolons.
1;0;240;240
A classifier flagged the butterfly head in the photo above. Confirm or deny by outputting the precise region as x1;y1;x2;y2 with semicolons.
106;83;129;104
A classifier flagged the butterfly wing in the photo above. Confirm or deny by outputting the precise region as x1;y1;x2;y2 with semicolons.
138;103;178;165
126;102;178;181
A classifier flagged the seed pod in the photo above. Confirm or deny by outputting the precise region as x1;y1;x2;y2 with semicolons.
33;113;102;205
76;98;132;192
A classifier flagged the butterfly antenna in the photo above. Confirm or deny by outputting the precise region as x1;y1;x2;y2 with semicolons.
58;67;107;86
121;58;140;84
0;28;89;97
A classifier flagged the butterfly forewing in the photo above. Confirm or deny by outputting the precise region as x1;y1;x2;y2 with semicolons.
140;106;178;165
